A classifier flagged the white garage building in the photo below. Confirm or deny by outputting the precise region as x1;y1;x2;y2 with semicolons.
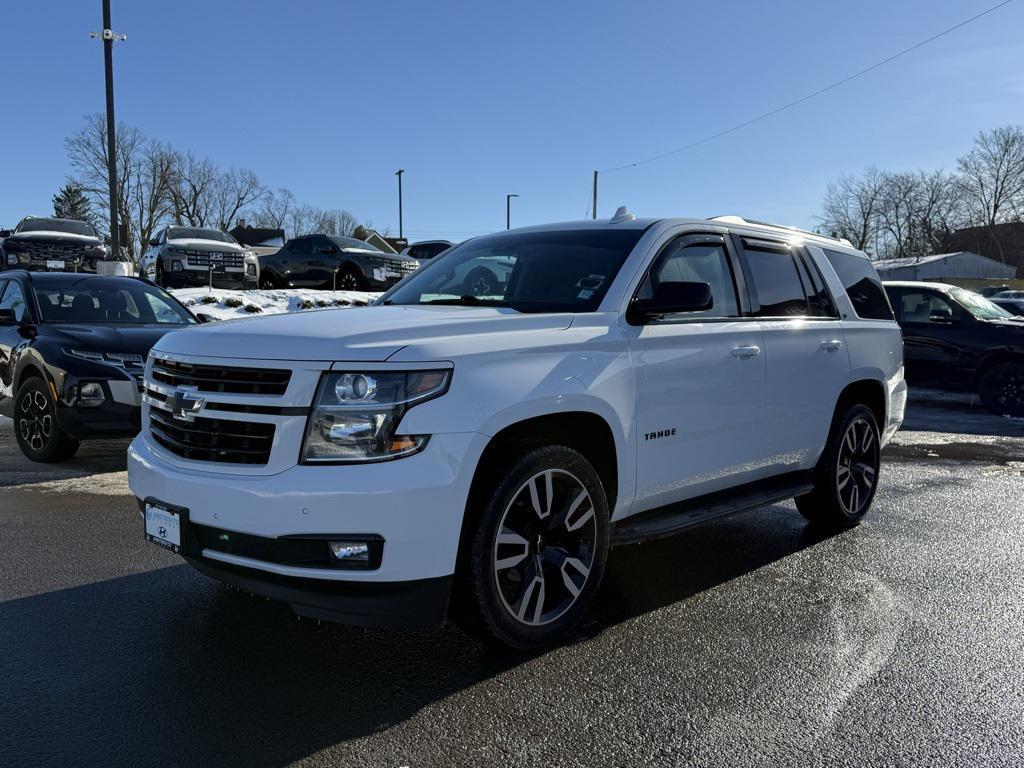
872;251;1017;281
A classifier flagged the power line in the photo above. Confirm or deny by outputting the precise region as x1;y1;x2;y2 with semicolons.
599;0;1014;174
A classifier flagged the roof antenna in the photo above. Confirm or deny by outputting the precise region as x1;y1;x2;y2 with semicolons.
610;206;636;224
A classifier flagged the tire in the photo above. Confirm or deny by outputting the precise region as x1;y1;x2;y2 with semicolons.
258;271;279;290
462;267;498;297
795;403;880;529
154;260;165;288
336;265;367;292
13;377;80;463
978;363;1024;417
454;445;610;649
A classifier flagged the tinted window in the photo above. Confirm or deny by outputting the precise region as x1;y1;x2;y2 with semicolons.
289;239;312;255
331;236;382;252
384;229;644;313
33;279;194;325
822;249;894;321
16;218;97;237
0;281;27;322
743;244;808;317
795;250;837;318
892;290;959;324
637;237;739;318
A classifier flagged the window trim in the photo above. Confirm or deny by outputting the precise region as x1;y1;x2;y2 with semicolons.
733;235;840;322
627;232;749;325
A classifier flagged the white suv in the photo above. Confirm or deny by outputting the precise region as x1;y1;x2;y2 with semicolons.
128;212;906;648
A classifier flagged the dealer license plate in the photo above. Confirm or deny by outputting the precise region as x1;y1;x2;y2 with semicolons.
145;502;182;552
46;259;65;270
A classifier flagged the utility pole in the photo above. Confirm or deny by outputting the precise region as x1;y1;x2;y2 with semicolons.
592;171;598;219
505;194;519;229
395;169;405;241
90;1;126;260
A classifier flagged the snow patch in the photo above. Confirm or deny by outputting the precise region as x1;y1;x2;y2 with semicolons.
169;287;382;321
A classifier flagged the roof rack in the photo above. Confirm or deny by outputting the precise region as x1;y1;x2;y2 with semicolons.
708;215;853;247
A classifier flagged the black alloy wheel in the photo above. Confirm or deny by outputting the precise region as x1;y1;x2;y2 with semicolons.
979;363;1024;417
13;377;80;463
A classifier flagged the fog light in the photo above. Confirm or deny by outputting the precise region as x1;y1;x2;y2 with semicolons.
246;263;257;276
329;541;370;562
171;260;183;272
77;382;106;407
6;255;17;265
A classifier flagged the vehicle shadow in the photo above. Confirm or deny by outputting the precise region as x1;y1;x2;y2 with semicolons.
0;502;833;768
903;389;1024;438
0;421;131;487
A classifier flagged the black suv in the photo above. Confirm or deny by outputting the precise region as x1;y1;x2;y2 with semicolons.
884;280;1024;416
1;216;108;273
257;235;419;291
0;271;198;462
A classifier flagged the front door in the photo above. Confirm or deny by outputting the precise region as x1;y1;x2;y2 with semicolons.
0;279;29;414
627;233;767;514
888;287;975;387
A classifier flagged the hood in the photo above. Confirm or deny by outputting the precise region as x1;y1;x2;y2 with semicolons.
43;323;188;355
153;305;573;362
8;231;102;246
166;238;245;253
981;318;1024;329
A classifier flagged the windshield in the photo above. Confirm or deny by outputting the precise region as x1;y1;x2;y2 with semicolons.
331;236;382;252
166;227;237;244
951;287;1014;320
17;218;97;237
381;229;645;313
33;278;197;325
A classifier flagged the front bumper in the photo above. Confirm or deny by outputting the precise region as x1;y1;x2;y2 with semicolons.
127;430;488;627
56;378;142;438
161;269;256;290
883;369;908;446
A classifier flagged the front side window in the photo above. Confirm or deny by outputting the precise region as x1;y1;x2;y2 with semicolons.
383;229;644;313
33;279;195;325
822;248;894;321
743;243;808;317
894;290;959;324
0;281;28;323
635;236;739;318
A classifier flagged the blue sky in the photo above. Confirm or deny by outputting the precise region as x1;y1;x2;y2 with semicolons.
2;0;1023;240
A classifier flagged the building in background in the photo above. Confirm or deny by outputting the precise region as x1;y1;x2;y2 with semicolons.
873;251;1017;282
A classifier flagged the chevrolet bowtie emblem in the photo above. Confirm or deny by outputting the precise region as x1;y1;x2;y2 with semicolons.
166;387;204;422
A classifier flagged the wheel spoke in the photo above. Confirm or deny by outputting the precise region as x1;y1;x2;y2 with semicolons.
514;557;546;624
837;464;851;490
560;557;590;599
861;425;874;453
494;528;530;572
528;471;553;519
563;490;594;532
857;463;876;488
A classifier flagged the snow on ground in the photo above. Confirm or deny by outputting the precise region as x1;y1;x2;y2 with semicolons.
169;287;382;321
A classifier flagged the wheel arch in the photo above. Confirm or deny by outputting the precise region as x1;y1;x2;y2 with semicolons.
973;350;1024;390
834;377;887;432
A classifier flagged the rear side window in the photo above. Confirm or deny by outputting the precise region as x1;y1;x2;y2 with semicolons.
822;249;894;321
742;242;808;317
290;239;311;255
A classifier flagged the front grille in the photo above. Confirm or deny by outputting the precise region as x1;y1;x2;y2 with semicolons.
23;242;87;264
177;251;245;268
149;409;275;465
367;255;418;274
151;357;291;395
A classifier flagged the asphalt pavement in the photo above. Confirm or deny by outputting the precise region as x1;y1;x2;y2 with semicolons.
1;393;1023;767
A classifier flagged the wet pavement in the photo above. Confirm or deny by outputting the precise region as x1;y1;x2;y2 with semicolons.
1;397;1022;767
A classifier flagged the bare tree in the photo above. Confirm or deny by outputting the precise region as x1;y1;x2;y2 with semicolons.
130;142;175;256
287;204;318;238
311;208;359;237
255;188;296;231
914;169;966;254
957;125;1024;261
167;151;217;227
819;167;885;253
210;167;264;232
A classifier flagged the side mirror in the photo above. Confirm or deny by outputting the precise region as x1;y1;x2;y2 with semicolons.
0;308;15;324
0;230;11;238
628;281;713;324
148;239;160;247
195;312;215;324
929;309;955;324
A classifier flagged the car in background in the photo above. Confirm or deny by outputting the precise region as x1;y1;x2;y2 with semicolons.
0;271;199;462
0;216;108;273
977;285;1010;298
400;240;455;261
992;290;1024;300
992;297;1024;317
884;281;1024;416
139;226;258;290
257;234;419;291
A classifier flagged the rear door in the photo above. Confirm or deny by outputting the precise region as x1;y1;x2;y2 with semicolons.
626;232;767;512
735;236;851;472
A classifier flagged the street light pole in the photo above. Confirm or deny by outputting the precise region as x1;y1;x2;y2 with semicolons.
506;194;519;230
91;1;126;260
592;171;598;220
395;169;405;241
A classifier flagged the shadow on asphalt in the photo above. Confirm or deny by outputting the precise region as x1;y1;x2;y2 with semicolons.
0;502;833;767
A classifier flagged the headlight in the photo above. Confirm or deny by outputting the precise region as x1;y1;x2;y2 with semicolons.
65;348;106;362
301;369;451;464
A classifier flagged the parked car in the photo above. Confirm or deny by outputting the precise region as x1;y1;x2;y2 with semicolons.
0;271;199;462
884;281;1024;416
992;298;1024;317
401;240;455;261
992;290;1024;300
257;234;419;291
0;216;108;273
977;285;1010;298
128;212;905;648
139;226;258;290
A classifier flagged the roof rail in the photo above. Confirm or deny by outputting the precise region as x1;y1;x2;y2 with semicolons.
708;215;853;247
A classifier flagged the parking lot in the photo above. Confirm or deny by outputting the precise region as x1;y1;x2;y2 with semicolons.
1;391;1021;767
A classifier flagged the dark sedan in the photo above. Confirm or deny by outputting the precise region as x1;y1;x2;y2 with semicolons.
257;234;419;291
0;271;198;462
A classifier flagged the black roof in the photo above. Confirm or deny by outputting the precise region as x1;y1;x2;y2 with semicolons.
229;226;285;246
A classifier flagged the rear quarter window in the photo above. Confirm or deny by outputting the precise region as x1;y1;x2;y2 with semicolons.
822;249;895;321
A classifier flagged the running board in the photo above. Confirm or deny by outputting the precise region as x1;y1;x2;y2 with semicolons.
610;471;815;546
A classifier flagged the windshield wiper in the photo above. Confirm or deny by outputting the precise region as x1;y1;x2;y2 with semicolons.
422;295;509;307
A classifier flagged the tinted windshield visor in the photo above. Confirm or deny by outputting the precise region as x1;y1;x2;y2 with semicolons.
381;229;645;313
